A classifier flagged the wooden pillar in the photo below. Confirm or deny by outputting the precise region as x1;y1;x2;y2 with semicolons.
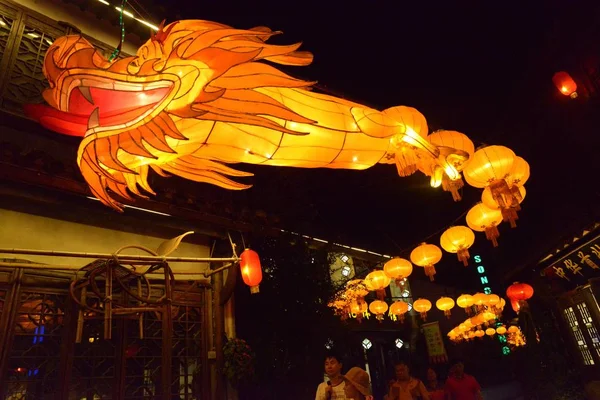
0;268;23;398
55;293;79;400
161;265;174;400
213;270;225;400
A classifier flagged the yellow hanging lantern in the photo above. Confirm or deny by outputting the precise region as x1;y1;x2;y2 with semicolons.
496;325;507;335
410;243;443;281
467;331;476;340
457;294;474;315
507;156;530;187
470;314;485;329
426;130;475;201
475;329;485;338
508;325;519;334
436;296;455;318
349;300;369;322
463;145;516;188
472;293;487;309
485;327;496;336
466;203;503;247
482;185;526;228
383;258;413;284
369;300;389;321
389;301;410;323
485;294;500;307
440;226;476;266
364;270;391;300
413;298;432;320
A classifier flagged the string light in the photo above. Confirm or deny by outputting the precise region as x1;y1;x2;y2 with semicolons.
94;0;159;32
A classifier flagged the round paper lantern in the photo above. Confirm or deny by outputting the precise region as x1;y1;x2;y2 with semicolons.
410;243;443;281
496;325;507;335
472;293;487;308
240;249;263;294
440;226;476;266
506;282;534;312
413;298;432;320
482;185;526;229
475;329;485;338
389;301;410;323
457;294;474;311
485;294;500;307
365;270;391;300
499;297;506;310
552;71;578;98
436;296;455;318
468;331;476;340
464;145;516;188
426;130;475;201
470;313;485;328
485;327;496;336
466;203;503;247
383;258;413;284
369;300;389;321
350;300;367;315
507;156;530;187
508;325;519;334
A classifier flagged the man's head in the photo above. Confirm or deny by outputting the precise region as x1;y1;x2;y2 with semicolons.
394;361;410;381
450;359;465;377
324;352;343;378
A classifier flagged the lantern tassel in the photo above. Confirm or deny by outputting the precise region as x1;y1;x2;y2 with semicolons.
442;175;464;202
457;248;470;266
501;206;520;228
425;265;436;281
485;226;500;247
444;310;451;318
420;311;428;321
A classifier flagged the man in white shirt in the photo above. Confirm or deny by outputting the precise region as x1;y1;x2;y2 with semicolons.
315;352;346;400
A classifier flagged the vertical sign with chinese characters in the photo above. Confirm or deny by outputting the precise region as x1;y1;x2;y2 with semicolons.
474;254;510;355
422;321;448;364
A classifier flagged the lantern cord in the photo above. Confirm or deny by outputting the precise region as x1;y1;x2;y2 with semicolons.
239;231;246;250
109;0;127;62
227;232;238;258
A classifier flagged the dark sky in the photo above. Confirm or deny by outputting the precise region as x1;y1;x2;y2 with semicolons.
130;1;600;287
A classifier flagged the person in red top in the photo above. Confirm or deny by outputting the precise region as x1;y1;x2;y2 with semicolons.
444;360;483;400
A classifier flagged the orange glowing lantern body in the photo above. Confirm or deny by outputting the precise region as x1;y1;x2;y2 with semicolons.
552;71;578;98
383;258;413;284
508;325;519;334
22;20;480;211
389;301;410;323
410;243;443;281
436;296;455;318
496;325;507;335
485;294;500;308
350;300;369;322
240;249;263;294
413;298;432;320
457;294;474;315
466;203;503;247
440;226;475;266
482;185;526;228
369;300;389;321
422;130;475;201
506;282;534;312
472;293;487;310
365;270;391;300
485;327;496;336
475;329;485;338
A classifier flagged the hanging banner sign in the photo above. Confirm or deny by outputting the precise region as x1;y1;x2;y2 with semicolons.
543;233;600;284
422;321;448;364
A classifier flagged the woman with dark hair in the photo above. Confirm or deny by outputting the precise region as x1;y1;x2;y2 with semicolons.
425;368;445;400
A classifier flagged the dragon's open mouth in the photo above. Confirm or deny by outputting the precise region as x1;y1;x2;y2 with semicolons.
24;75;174;137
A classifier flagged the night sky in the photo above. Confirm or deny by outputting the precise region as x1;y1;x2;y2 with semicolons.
130;1;600;288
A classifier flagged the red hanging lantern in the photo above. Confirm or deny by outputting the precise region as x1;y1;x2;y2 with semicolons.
240;249;263;294
552;71;578;98
506;282;534;312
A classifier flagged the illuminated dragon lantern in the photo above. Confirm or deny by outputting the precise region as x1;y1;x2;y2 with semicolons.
25;20;473;211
